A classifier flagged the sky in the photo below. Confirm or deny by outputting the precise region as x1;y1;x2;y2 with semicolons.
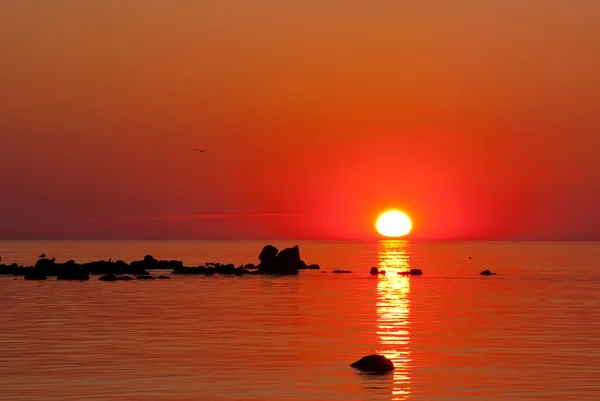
0;1;599;240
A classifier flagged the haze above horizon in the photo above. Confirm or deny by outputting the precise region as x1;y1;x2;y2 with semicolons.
1;1;599;241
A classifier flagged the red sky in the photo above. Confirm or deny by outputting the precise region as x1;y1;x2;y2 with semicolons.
1;1;599;240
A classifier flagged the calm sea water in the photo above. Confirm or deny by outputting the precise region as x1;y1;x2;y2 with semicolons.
1;240;599;401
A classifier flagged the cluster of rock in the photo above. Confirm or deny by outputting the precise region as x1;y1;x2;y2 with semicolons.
172;245;319;276
0;245;320;280
0;255;181;281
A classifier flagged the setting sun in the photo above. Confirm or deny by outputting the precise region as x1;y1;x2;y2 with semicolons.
376;210;412;237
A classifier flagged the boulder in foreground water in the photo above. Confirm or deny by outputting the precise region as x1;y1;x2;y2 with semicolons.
99;274;118;281
480;270;497;276
350;354;394;373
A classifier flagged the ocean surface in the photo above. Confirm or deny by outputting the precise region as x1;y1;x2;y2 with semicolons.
0;240;599;401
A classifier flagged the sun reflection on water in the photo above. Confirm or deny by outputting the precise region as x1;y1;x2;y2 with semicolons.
376;240;411;400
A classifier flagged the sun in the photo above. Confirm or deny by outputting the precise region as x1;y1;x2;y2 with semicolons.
376;210;412;237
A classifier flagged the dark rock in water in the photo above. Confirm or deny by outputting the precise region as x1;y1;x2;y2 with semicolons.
35;258;56;270
370;267;379;275
398;269;423;276
136;275;154;280
57;273;90;281
351;354;395;373
305;264;320;270
243;263;257;270
379;270;386;275
235;266;249;276
99;274;118;281
0;263;20;275
258;245;278;264
332;270;352;274
257;245;304;275
480;270;497;276
117;276;133;281
24;273;48;281
156;276;171;279
218;263;236;275
276;245;307;269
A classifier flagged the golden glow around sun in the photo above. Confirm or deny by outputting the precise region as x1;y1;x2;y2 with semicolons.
376;210;412;237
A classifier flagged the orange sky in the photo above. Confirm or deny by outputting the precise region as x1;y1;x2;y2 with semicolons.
1;1;599;240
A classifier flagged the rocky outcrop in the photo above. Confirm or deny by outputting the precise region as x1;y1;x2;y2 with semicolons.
332;270;352;274
350;354;395;373
256;245;306;275
4;244;319;280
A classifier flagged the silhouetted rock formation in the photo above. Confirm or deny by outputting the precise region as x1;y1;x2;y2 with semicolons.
256;245;306;275
480;270;497;276
305;264;320;270
156;276;171;279
398;269;423;276
258;245;278;264
2;245;320;280
350;354;395;373
370;267;379;275
332;270;352;274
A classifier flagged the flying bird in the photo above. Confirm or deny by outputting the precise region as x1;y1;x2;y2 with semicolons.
194;149;207;153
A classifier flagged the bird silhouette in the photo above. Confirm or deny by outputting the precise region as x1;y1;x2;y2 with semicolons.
194;149;207;153
39;253;46;258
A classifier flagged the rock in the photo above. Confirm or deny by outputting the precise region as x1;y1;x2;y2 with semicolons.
143;255;159;268
117;276;133;281
398;269;423;276
305;264;320;270
350;354;395;373
332;270;352;274
257;245;303;275
379;270;386;276
156;276;171;279
136;275;154;280
57;273;90;281
235;266;249;276
99;274;118;281
480;270;497;276
276;245;305;268
370;267;379;275
24;273;48;280
258;245;278;264
218;264;236;275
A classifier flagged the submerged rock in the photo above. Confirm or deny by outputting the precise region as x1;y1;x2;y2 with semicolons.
398;269;423;276
24;273;48;281
99;274;118;281
351;354;395;373
332;270;352;274
136;275;154;280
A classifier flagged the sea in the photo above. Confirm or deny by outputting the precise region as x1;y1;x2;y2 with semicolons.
0;240;599;401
